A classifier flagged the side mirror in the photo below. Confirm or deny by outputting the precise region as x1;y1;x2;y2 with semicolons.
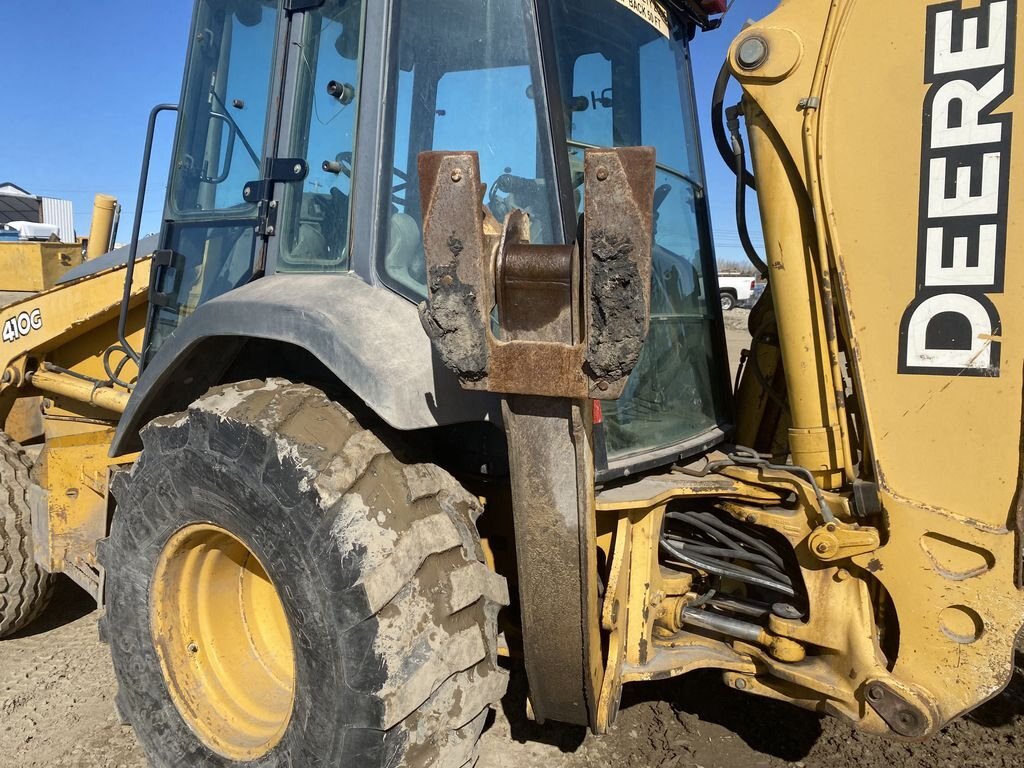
232;3;263;28
417;147;655;400
333;3;362;60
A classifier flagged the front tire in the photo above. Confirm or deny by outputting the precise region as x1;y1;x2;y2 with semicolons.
0;432;54;638
103;380;509;767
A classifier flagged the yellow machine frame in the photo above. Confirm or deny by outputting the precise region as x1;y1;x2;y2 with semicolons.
1;0;1021;748
0;258;149;596
588;0;1024;737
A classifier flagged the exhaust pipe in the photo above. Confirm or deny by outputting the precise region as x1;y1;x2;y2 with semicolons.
86;193;120;260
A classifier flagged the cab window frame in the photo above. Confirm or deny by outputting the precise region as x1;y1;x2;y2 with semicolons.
261;0;369;276
165;0;285;222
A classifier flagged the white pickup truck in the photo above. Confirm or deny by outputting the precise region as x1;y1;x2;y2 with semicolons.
717;274;761;310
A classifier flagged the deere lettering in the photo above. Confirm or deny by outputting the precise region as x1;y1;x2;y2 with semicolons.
899;0;1015;375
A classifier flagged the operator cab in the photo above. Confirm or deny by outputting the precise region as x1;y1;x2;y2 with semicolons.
144;0;731;477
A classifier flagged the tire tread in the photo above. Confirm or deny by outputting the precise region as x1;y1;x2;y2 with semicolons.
109;380;508;767
0;432;54;638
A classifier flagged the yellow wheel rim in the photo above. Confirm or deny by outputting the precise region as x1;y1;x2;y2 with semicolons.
151;524;295;760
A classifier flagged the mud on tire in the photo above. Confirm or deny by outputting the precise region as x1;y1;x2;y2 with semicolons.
0;432;54;638
103;379;509;767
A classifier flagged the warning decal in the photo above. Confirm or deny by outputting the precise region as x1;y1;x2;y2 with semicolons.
615;0;671;37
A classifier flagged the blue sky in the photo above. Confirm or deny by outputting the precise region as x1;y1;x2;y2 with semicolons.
0;0;778;265
692;1;780;264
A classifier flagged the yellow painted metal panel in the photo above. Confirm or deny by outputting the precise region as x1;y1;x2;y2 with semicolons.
0;242;86;292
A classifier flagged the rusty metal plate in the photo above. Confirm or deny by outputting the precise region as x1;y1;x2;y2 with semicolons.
418;152;493;383
582;147;655;393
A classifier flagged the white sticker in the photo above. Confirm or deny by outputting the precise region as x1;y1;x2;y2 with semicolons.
616;0;671;37
2;309;43;344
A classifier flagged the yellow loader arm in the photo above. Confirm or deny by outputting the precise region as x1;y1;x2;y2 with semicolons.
0;259;151;417
725;0;1022;733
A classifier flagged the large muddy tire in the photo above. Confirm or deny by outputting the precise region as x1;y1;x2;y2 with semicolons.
103;379;509;767
0;432;54;638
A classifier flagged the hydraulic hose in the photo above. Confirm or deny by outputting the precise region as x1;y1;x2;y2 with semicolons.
660;540;796;598
712;62;756;190
726;105;769;278
749;322;788;411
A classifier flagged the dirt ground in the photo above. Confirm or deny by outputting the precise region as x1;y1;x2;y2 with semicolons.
5;577;1024;768
4;311;1024;767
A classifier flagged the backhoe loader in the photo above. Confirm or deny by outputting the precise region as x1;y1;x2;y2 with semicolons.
0;0;1021;765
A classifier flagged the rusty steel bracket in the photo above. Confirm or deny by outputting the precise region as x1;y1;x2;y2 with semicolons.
807;521;880;562
863;680;935;739
418;146;656;731
418;148;655;400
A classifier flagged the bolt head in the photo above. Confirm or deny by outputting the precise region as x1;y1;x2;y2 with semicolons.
597;380;610;392
735;678;748;690
293;163;303;175
895;710;922;734
451;168;463;183
266;226;275;236
596;166;609;181
737;35;770;70
244;186;252;198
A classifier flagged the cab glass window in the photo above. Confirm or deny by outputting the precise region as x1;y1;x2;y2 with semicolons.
147;0;280;363
549;0;731;464
168;0;278;216
380;0;559;298
277;0;366;272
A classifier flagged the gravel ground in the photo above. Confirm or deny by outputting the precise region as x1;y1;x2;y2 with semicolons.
4;310;1023;767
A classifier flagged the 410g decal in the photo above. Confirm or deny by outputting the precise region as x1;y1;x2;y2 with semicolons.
2;309;44;344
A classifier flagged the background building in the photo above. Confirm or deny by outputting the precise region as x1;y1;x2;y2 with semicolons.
0;183;75;242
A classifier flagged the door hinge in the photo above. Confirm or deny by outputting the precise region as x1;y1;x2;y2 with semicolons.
243;158;308;237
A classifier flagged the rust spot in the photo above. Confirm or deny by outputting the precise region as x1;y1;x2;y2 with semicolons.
418;236;488;381
867;558;884;573
585;230;645;381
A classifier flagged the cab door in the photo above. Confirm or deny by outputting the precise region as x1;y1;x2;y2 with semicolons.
144;0;286;363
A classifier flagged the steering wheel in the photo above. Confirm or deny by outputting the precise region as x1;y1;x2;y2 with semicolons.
330;152;408;206
487;173;546;220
